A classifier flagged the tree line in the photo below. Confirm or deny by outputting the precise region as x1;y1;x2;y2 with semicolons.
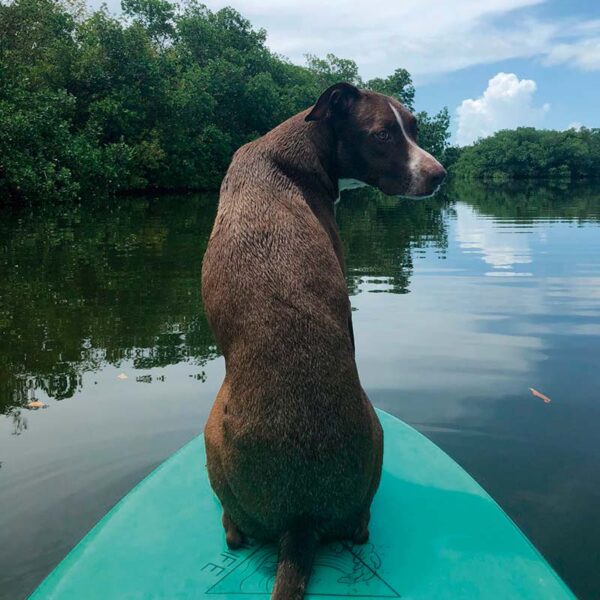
0;0;450;201
447;127;600;181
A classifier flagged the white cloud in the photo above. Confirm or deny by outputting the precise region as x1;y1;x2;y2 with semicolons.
93;0;561;81
544;38;600;71
228;0;555;81
455;72;550;146
197;1;600;81
90;0;600;82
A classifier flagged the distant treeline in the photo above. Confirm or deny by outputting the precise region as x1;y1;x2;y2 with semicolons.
447;127;600;182
0;0;450;201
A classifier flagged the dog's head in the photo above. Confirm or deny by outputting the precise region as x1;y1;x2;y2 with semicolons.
306;82;446;198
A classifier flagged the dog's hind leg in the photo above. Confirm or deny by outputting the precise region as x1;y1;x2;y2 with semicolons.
205;383;265;546
207;448;258;547
350;395;383;546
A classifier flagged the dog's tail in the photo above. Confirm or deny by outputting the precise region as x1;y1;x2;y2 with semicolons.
271;526;319;600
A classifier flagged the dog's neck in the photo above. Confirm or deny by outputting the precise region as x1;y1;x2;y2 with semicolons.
303;119;341;201
264;113;348;273
267;112;340;206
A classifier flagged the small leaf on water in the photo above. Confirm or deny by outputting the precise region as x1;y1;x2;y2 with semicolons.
529;387;551;403
26;401;48;410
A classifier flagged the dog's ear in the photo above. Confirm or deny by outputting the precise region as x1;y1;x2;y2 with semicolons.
305;82;360;122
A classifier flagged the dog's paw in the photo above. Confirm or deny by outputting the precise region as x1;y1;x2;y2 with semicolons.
222;512;244;549
226;529;244;549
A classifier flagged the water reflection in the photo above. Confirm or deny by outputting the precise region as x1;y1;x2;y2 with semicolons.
1;181;600;599
456;203;534;276
339;185;450;294
0;196;219;428
0;189;451;425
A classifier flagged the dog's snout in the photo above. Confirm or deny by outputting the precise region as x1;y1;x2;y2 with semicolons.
430;166;447;188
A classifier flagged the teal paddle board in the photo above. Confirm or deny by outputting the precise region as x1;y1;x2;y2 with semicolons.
30;409;574;599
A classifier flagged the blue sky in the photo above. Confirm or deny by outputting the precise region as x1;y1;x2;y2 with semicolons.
416;0;600;142
95;0;600;144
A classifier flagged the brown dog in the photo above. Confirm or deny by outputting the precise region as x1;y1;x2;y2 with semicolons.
202;83;446;600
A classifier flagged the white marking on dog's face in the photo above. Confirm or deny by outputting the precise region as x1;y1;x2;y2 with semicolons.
388;102;443;196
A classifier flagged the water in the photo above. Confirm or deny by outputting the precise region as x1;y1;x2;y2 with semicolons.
1;181;599;599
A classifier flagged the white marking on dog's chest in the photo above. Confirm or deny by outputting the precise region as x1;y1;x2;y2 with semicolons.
336;178;366;204
339;178;366;191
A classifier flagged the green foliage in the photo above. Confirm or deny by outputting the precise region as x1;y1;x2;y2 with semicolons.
305;53;362;89
0;0;450;200
415;107;450;161
121;0;175;44
441;145;463;169
366;68;415;111
452;127;600;181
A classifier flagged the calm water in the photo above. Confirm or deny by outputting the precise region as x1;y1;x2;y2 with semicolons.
1;181;600;599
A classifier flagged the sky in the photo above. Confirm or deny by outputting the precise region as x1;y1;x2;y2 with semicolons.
96;0;600;145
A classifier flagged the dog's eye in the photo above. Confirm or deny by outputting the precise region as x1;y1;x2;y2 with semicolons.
374;130;391;142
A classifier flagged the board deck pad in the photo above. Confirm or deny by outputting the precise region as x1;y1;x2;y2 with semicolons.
205;541;399;597
30;410;575;599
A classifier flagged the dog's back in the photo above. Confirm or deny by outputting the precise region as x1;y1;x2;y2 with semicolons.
202;111;381;530
202;108;383;599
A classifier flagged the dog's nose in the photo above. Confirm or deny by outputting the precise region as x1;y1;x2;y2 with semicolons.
430;166;447;189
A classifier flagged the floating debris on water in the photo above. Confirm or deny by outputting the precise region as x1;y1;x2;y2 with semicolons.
26;400;48;410
188;372;207;382
117;373;128;380
529;387;551;403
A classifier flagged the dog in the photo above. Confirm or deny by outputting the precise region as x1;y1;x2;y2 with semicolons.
202;82;446;600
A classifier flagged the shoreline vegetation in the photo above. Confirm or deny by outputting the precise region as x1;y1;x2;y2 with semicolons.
1;0;598;203
447;127;600;182
1;0;451;201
